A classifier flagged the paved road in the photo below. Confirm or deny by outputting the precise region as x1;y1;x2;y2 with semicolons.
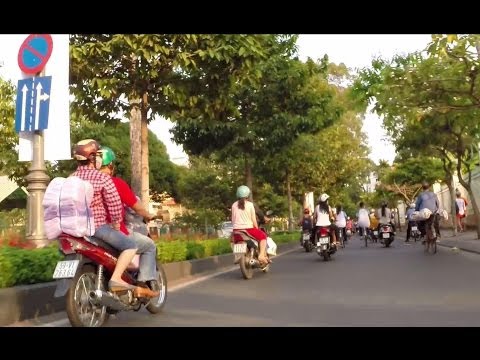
94;234;480;327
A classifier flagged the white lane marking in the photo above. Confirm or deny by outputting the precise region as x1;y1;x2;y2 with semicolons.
35;245;299;327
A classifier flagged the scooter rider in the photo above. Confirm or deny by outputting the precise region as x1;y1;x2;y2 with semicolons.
405;203;416;243
98;146;159;298
298;208;313;245
231;185;269;266
312;193;337;246
71;139;140;295
415;180;440;242
376;201;395;234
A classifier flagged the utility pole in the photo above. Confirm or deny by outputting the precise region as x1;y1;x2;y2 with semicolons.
16;35;54;248
25;69;51;248
25;125;50;248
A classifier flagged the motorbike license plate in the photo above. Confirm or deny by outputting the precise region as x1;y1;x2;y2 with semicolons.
317;237;329;246
382;233;390;239
233;243;247;254
412;226;417;231
303;233;310;241
52;260;79;279
373;231;378;235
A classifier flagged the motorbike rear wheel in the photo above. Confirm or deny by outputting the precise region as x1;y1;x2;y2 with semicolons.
146;263;168;314
304;242;312;252
322;251;330;261
66;264;109;328
239;251;254;280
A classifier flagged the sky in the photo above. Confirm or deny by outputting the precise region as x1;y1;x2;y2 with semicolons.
0;34;433;166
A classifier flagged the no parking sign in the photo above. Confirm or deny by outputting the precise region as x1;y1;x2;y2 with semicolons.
17;34;53;75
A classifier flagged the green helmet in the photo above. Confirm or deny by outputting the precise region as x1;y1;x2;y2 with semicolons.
236;185;250;199
100;146;116;166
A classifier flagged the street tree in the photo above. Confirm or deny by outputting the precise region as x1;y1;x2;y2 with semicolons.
52;117;180;201
170;47;343;202
70;34;274;208
353;34;480;238
257;61;371;228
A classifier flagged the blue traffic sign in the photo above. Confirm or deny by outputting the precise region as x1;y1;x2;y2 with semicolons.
15;76;52;132
17;35;53;75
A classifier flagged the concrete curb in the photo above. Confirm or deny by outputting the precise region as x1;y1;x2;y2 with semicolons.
437;242;480;255
0;242;298;327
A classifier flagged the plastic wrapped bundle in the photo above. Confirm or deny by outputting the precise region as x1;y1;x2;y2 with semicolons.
266;236;277;256
43;176;95;239
410;208;432;221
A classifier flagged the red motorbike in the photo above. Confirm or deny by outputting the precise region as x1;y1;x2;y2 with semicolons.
52;232;167;327
315;226;337;261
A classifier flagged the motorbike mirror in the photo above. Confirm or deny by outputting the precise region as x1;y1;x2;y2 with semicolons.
266;210;273;216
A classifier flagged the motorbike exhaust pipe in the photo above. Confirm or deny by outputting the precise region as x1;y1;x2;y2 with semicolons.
249;259;258;267
89;289;129;311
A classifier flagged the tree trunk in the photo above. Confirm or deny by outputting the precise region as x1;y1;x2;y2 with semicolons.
286;169;293;231
396;207;401;231
140;93;150;210
457;172;480;239
447;176;457;236
130;98;142;199
244;157;253;201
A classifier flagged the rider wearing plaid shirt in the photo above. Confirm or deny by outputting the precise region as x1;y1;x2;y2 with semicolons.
72;139;155;296
72;165;124;230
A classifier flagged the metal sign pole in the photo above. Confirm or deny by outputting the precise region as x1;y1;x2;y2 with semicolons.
25;74;50;248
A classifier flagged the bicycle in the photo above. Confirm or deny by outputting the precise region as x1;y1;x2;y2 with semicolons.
422;217;437;254
359;227;369;247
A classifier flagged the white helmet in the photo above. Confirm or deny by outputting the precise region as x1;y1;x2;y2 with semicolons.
319;193;329;202
410;203;416;208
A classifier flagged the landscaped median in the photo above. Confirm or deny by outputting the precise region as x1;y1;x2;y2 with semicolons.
0;231;300;326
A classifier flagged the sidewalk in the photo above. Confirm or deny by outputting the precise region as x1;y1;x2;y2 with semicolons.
400;228;480;254
436;229;480;254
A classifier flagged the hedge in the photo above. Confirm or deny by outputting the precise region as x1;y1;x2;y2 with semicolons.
0;231;300;288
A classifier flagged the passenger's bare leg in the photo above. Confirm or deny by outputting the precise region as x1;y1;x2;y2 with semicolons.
110;249;137;286
258;240;268;264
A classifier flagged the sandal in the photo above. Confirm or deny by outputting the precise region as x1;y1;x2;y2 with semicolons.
258;256;271;267
109;280;136;293
134;286;160;298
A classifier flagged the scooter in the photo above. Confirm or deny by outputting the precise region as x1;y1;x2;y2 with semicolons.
52;232;167;327
410;221;421;242
302;230;314;252
378;223;394;247
315;226;337;261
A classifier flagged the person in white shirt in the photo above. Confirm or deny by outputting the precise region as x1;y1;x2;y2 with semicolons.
335;204;347;242
312;193;337;245
356;202;370;237
455;191;467;232
376;201;395;234
231;185;269;266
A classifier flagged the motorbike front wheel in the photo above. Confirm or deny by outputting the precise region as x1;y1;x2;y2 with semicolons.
65;264;109;328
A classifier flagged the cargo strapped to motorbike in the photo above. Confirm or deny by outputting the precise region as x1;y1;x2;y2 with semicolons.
43;176;95;240
232;230;277;256
410;208;432;222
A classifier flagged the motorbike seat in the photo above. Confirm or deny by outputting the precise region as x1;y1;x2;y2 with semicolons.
233;230;259;248
84;236;121;257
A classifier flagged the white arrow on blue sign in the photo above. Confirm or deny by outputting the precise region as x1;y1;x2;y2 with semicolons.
15;76;52;132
